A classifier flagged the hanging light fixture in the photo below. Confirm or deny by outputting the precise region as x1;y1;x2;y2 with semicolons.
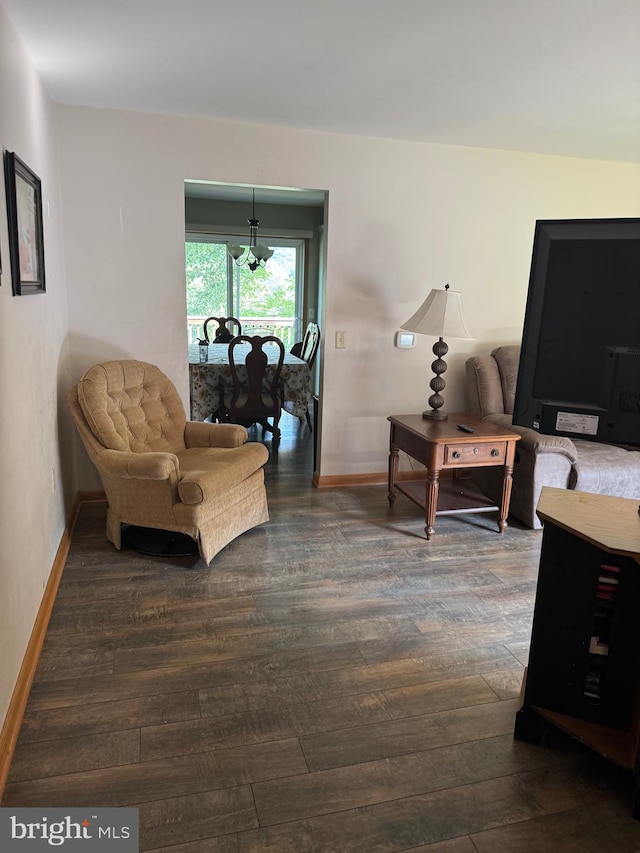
228;189;274;272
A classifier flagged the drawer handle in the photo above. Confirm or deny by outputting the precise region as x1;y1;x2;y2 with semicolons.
452;450;461;460
491;448;500;457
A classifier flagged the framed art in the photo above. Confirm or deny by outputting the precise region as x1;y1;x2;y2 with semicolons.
4;150;46;295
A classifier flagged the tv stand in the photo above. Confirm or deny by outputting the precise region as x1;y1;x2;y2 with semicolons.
515;487;640;817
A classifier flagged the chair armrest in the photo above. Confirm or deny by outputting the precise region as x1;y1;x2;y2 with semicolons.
513;427;577;462
97;448;181;480
178;468;219;505
507;425;577;462
178;443;269;505
527;430;577;460
184;421;248;448
485;414;578;463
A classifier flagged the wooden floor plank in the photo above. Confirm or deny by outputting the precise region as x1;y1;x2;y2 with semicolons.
470;801;640;852
141;692;392;762
381;674;501;719
232;774;560;852
17;691;201;744
25;642;365;711
300;698;520;772
138;787;257;852
252;734;559;826
4;738;307;807
8;729;140;782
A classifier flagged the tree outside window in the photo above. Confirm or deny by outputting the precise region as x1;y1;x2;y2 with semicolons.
186;240;297;345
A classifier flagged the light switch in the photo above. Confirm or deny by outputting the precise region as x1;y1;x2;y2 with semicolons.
335;331;346;349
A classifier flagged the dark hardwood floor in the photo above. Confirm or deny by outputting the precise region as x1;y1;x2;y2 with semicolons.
5;412;640;851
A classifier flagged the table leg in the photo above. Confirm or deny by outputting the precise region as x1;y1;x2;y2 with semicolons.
425;469;440;539
498;462;514;533
388;442;399;505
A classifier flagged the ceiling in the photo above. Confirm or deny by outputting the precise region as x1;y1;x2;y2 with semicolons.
4;0;640;165
184;181;326;207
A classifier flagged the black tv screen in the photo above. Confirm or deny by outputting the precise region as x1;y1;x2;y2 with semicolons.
513;218;640;447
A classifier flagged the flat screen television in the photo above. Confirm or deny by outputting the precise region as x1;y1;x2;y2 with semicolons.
513;217;640;447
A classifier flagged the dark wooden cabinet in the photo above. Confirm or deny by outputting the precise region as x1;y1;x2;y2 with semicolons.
515;487;640;816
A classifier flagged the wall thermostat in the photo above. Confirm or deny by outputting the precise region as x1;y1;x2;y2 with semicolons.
395;331;415;348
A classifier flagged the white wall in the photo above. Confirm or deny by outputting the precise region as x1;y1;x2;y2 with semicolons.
57;105;640;482
0;8;72;727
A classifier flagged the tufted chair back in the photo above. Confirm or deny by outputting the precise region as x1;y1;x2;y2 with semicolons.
76;360;187;453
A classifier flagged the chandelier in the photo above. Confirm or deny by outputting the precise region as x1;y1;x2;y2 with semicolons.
228;189;274;271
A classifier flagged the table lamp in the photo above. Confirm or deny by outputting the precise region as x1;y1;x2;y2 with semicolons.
401;284;474;419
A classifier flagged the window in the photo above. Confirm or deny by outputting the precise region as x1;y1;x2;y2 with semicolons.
186;234;304;348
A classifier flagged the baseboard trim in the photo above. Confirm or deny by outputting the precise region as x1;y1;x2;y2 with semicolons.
0;492;89;800
313;470;427;489
78;490;107;502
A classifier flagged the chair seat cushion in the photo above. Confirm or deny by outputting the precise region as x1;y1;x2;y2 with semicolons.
176;444;269;505
572;440;640;498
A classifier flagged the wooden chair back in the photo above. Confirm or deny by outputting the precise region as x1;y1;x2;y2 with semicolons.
228;335;285;438
299;322;320;367
204;316;242;343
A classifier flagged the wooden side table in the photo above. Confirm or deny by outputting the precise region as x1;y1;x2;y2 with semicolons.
387;413;520;539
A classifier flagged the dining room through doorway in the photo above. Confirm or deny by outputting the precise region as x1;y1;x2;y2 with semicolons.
183;180;327;475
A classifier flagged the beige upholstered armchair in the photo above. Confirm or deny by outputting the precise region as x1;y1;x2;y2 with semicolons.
68;360;270;564
465;345;640;529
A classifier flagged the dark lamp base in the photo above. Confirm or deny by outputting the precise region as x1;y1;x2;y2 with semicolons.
422;409;448;420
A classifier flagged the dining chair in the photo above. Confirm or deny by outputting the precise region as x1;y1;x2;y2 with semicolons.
223;335;285;441
203;316;242;344
291;322;319;365
289;322;320;429
301;322;320;368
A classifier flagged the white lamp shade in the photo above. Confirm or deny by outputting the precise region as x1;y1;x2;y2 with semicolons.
253;244;274;261
401;287;473;340
228;244;245;260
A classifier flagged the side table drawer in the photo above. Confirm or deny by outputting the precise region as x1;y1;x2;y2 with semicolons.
444;441;507;466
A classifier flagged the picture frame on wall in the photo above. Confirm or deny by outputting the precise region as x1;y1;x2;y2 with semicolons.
3;150;45;295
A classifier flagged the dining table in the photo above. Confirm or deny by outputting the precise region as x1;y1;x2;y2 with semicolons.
188;342;312;422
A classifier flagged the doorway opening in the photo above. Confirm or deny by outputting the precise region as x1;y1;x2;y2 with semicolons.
184;181;327;473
